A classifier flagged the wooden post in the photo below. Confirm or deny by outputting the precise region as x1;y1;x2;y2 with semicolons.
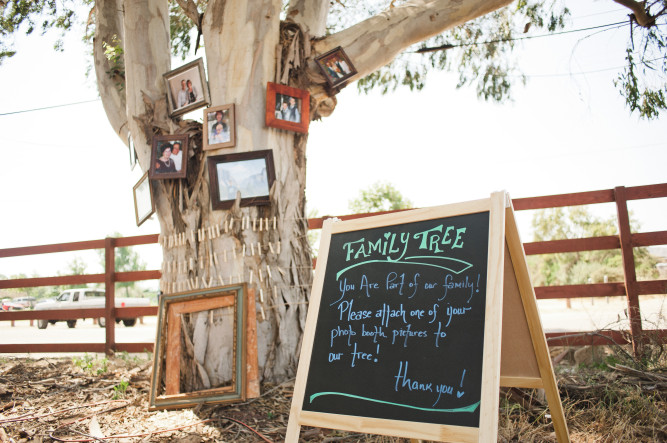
614;186;643;357
104;237;116;356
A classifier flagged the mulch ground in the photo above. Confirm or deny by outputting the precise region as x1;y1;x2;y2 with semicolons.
1;353;666;442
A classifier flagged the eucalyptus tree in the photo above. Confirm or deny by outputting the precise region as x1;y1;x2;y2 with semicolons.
1;0;664;381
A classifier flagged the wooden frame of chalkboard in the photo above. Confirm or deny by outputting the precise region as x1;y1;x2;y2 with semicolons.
287;193;508;442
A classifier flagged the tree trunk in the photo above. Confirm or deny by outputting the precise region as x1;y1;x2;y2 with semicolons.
94;0;515;384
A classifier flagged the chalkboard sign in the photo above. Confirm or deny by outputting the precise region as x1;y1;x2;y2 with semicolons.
288;194;571;443
287;196;508;442
303;211;489;426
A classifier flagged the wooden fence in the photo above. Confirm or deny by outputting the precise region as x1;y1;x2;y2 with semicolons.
1;184;666;356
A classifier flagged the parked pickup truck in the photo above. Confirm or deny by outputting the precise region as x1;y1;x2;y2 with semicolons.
33;289;150;329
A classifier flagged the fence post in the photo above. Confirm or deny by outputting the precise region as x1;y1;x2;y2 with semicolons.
104;237;116;356
614;186;643;358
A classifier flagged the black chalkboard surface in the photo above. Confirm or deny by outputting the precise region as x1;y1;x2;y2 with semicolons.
302;211;490;427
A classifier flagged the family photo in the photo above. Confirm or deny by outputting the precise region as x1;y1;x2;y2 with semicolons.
149;135;189;179
163;58;210;117
204;104;236;150
274;93;301;123
315;46;357;87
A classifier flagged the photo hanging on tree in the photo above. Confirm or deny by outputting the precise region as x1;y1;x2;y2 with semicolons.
265;82;310;134
149;134;189;180
132;171;155;227
203;103;236;151
314;46;357;88
207;149;275;210
163;58;211;117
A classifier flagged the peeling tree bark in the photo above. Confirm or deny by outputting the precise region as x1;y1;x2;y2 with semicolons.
93;0;128;142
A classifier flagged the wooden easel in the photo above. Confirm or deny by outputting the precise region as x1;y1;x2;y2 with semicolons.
498;201;569;442
286;193;570;442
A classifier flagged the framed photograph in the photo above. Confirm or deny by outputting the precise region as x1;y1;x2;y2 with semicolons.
149;134;189;180
314;46;357;88
163;58;211;117
203;104;236;150
149;285;247;410
132;171;154;227
265;82;310;134
207;149;275;210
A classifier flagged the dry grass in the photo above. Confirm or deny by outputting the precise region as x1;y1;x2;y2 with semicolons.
0;343;665;442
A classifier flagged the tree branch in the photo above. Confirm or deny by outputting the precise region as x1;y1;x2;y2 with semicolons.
309;0;513;89
286;0;329;37
174;0;201;25
613;0;654;27
93;0;128;144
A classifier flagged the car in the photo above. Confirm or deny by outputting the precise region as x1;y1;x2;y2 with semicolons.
1;299;25;311
13;296;37;309
33;289;150;329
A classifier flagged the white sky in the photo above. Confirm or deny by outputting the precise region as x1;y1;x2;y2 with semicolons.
0;2;665;279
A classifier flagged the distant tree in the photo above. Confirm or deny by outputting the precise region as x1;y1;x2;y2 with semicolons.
58;257;89;289
96;233;147;296
527;207;658;287
0;273;55;301
348;182;414;214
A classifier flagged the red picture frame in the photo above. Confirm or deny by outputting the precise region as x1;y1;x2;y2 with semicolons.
265;82;310;134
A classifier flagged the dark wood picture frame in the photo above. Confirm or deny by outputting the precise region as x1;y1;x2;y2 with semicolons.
203;103;236;150
314;46;357;88
149;134;189;180
207;149;276;210
164;58;211;117
265;82;310;134
132;171;155;227
149;285;247;410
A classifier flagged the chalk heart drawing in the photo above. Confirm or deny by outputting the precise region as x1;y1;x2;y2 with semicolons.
384;232;391;239
457;391;465;398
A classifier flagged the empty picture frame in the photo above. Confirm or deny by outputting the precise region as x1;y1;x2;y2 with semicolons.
149;134;189;180
314;46;357;88
207;149;276;210
265;82;310;134
132;171;154;226
164;58;211;117
203;104;236;150
149;285;247;410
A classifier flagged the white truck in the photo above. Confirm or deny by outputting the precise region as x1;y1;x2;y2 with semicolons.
33;288;150;329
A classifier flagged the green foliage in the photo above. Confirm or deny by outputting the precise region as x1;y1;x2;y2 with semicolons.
616;47;667;120
613;2;667;119
527;207;659;287
102;34;124;91
0;0;84;64
2;0;666;118
355;1;568;102
0;273;58;301
116;350;150;366
58;257;89;289
170;2;197;60
72;353;108;375
348;181;413;214
96;233;147;296
112;379;129;399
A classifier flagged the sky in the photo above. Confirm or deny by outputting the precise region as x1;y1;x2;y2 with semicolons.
0;1;665;280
